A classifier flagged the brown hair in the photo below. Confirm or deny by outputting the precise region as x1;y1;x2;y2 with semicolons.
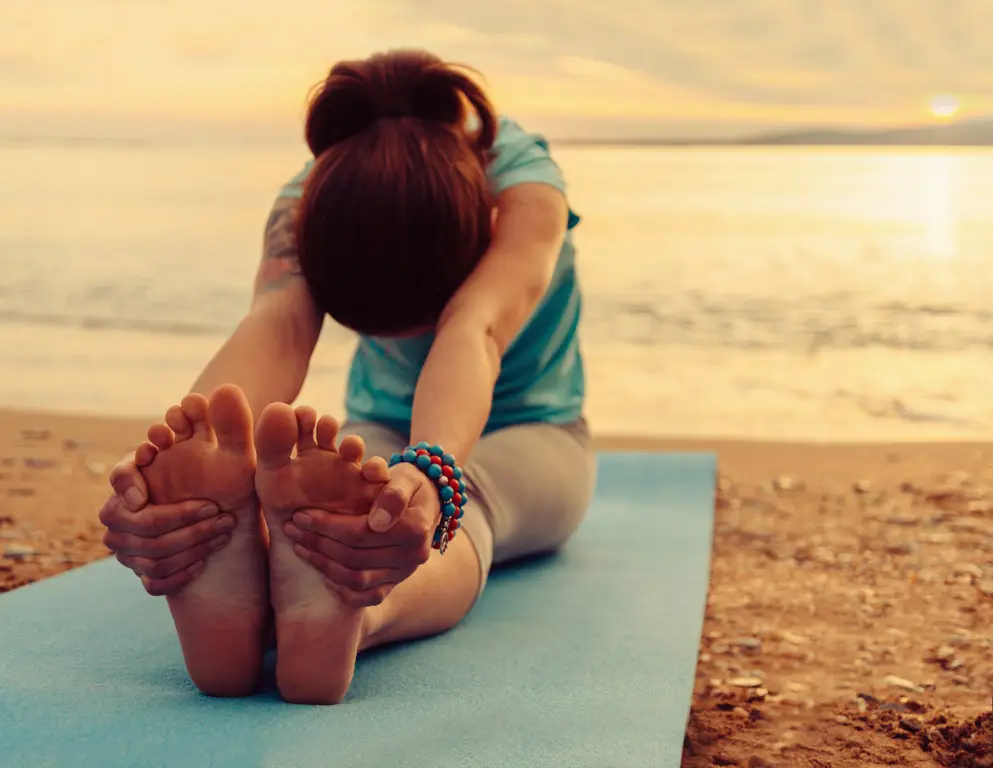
296;49;498;336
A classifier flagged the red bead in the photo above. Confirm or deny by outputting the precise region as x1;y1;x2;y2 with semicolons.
441;466;454;479
453;494;463;505
431;540;441;550
448;529;456;540
430;455;442;465
416;449;429;457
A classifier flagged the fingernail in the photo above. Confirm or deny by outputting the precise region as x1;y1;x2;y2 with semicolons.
211;535;230;550
124;487;145;510
199;503;219;518
292;543;309;559
369;508;391;532
214;515;235;532
292;513;311;528
284;524;301;541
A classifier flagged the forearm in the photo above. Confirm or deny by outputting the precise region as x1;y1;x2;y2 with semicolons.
190;310;313;418
408;324;501;461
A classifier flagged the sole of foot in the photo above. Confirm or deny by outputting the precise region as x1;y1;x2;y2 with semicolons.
254;402;387;705
140;384;268;697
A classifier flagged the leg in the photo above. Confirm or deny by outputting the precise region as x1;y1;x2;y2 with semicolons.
139;385;268;697
253;404;387;705
353;420;595;650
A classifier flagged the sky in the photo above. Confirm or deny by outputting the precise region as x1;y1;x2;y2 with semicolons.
2;0;992;140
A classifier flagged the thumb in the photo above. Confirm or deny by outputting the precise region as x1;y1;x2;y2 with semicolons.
368;469;422;533
109;452;150;512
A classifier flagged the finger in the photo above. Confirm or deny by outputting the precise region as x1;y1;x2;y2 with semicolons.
291;543;409;592
102;500;224;540
338;434;365;464
290;507;430;550
324;578;396;609
286;523;428;571
369;469;422;532
140;561;207;597
117;533;229;579
108;454;149;512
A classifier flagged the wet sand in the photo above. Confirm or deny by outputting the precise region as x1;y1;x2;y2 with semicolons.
1;408;991;766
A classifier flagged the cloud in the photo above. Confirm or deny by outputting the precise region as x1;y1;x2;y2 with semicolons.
3;0;993;137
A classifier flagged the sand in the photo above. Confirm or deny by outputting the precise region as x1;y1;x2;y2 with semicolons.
1;408;991;767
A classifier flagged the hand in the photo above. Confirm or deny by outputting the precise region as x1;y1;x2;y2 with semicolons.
285;463;441;607
98;451;233;596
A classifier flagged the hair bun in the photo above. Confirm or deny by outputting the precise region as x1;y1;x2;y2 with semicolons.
305;49;497;157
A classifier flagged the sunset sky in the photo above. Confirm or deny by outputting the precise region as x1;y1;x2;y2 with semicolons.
3;0;992;140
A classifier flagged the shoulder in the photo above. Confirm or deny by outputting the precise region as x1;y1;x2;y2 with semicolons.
487;116;565;196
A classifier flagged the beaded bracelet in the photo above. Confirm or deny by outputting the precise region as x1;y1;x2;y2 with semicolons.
388;442;468;555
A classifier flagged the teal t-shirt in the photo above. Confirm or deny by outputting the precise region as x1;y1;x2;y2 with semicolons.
277;116;585;434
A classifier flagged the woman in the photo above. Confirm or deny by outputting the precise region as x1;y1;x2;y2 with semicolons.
97;49;594;705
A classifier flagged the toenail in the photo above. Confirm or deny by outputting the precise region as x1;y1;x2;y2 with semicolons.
292;513;311;528
284;524;301;540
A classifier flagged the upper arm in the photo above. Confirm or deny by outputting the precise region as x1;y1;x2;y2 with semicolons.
250;195;324;348
441;183;568;353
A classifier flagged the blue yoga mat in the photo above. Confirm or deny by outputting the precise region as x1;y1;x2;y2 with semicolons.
0;451;714;768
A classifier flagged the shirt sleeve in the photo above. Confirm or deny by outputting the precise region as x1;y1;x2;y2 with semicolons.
276;160;314;200
488;117;580;230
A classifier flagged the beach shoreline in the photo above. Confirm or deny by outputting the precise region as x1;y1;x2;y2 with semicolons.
1;406;990;766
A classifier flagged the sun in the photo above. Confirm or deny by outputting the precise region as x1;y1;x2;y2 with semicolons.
928;93;960;120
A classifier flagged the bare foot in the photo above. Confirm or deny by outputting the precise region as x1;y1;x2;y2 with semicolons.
254;402;388;705
140;385;268;697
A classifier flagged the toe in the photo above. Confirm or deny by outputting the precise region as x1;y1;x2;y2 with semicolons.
294;406;319;452
361;456;390;483
166;405;193;441
255;403;299;470
134;441;159;467
181;393;215;441
146;422;175;450
315;415;340;451
209;385;254;455
338;435;366;464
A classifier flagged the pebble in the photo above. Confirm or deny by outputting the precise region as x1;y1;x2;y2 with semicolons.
773;475;801;492
729;676;764;688
3;543;38;559
747;757;774;768
882;674;920;692
953;563;983;579
85;462;107;477
732;637;762;653
886;542;916;556
853;480;872;494
977;580;993;598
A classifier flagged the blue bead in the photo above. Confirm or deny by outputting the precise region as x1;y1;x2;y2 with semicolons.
452;466;463;480
432;528;442;544
442;503;456;518
442;453;455;467
415;441;430;451
427;464;442;480
439;485;454;502
458;508;464;518
429;444;444;457
402;449;417;463
458;480;466;493
389;453;402;467
415;454;432;470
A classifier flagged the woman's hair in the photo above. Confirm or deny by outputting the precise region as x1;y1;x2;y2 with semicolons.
296;49;498;336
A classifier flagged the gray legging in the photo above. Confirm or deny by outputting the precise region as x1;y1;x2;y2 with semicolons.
342;419;596;594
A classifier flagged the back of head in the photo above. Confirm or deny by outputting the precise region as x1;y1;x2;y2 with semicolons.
297;49;498;336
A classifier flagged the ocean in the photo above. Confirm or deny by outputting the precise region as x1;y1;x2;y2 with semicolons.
2;140;992;440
